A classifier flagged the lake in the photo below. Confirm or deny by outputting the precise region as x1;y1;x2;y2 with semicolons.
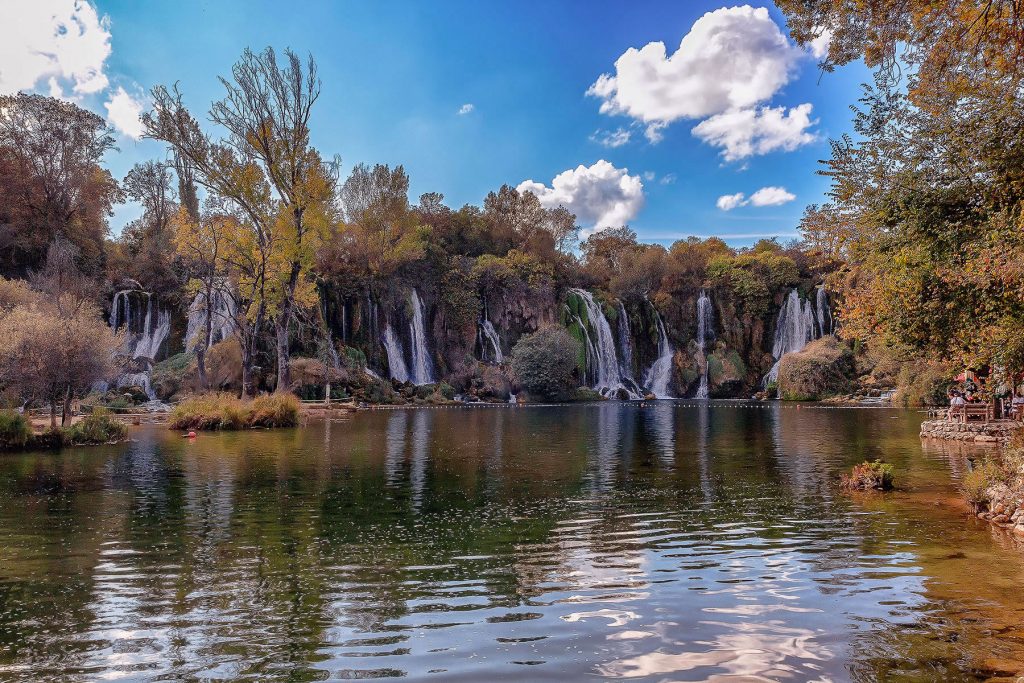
2;402;1023;681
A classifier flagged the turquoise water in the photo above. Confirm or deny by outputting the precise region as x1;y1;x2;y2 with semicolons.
1;402;1023;681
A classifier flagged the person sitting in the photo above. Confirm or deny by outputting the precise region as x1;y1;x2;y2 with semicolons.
948;392;966;420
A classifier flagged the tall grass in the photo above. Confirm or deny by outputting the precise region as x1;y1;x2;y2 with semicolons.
65;409;128;445
170;393;300;430
0;410;32;449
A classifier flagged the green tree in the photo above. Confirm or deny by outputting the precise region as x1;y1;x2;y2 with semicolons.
510;326;580;401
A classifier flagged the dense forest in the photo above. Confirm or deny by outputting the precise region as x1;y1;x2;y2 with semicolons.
1;0;1021;417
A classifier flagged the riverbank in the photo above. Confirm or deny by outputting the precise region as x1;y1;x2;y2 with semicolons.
921;418;1023;444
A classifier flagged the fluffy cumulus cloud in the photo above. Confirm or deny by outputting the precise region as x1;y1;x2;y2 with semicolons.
692;103;817;161
104;86;146;139
457;103;474;115
749;185;795;206
716;185;795;210
586;5;817;158
716;192;747;211
0;0;112;96
518;160;644;234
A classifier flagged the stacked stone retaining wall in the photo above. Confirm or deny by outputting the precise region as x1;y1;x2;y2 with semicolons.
920;419;1021;444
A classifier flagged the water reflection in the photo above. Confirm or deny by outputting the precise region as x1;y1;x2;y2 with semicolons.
1;403;1023;681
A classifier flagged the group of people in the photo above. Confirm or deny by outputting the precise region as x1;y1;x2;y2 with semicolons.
946;387;1024;420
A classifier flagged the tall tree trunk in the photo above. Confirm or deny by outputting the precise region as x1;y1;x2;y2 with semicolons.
50;402;57;430
275;317;291;393
196;345;208;390
61;386;72;426
241;338;254;399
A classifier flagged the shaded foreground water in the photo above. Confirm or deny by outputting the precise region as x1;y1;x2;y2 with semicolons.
2;403;1024;681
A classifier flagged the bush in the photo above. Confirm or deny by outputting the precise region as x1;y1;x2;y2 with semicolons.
65;410;127;445
961;459;1003;506
510;326;581;401
894;360;951;407
170;392;300;430
777;336;855;400
841;460;895;491
0;410;32;449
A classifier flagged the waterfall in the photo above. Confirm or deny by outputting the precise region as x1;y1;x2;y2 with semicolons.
763;288;831;386
617;302;635;382
568;289;640;399
109;290;171;400
815;286;832;337
185;283;235;351
382;322;409;383
643;306;675;399
408;289;435;385
479;318;503;364
695;290;714;399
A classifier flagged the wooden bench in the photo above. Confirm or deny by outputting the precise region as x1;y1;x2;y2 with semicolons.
949;404;993;423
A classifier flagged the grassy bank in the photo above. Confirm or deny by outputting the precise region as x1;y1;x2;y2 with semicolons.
0;409;128;451
169;393;301;430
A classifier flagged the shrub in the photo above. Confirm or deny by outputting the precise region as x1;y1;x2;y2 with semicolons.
777;336;855;400
961;459;1003;506
65;410;127;445
894;360;952;407
0;410;32;449
840;460;895;491
510;326;581;401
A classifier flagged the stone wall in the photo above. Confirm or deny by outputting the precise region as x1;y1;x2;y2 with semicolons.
920;419;1022;444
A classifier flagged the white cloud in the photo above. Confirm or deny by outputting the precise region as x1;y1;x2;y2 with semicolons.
518;160;645;233
659;173;677;185
590;127;632;148
716;192;747;211
586;6;798;129
457;103;474;115
749;185;795;206
716;185;795;210
692;103;817;161
0;0;112;95
809;27;832;60
104;86;145;139
643;171;656;181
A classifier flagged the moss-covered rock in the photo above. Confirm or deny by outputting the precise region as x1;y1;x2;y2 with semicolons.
777;336;855;400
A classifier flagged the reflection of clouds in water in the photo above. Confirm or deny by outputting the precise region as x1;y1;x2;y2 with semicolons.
599;620;832;681
562;608;639;627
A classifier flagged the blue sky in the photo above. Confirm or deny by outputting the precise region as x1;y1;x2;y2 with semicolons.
3;1;869;247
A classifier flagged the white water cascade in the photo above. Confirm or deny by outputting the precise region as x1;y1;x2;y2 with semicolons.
382;322;409;383
408;289;435;385
643;306;675;399
763;288;832;386
109;290;172;399
695;290;714;399
479;318;503;364
185;284;235;351
569;289;640;399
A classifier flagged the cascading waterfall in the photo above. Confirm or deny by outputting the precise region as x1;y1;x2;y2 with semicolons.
477;309;501;366
382;322;409;383
185;284;235;351
617;302;637;385
815;286;832;337
643;305;675;399
109;290;172;400
408;289;435;385
763;288;831;386
695;290;714;399
568;289;640;399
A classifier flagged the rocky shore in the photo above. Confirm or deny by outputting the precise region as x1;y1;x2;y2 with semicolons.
920;418;1021;444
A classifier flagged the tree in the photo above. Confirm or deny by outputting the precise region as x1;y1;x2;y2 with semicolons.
510;326;580;401
0;94;121;277
144;47;338;393
781;0;1024;376
0;291;121;427
117;160;182;295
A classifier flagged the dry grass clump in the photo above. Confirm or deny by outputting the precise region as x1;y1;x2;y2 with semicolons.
170;393;300;430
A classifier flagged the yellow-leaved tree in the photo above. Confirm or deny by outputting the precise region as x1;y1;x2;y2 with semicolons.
144;47;338;394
